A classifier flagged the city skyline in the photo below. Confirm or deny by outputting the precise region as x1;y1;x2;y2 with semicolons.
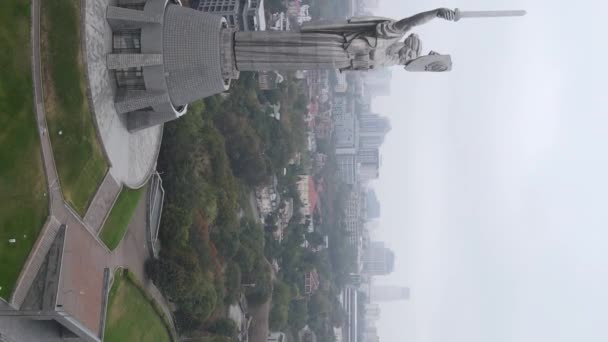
373;0;608;342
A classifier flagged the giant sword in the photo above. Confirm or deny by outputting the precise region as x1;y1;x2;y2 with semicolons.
454;9;527;21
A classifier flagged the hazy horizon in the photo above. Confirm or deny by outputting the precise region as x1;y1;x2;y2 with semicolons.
370;0;608;341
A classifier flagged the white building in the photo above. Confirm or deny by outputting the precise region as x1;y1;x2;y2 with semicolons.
269;12;291;31
334;70;348;92
334;327;344;342
295;4;312;24
255;175;281;219
267;332;287;342
274;198;294;241
296;176;317;218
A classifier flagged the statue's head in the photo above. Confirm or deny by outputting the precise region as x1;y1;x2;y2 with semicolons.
398;33;422;64
398;34;452;72
404;52;452;72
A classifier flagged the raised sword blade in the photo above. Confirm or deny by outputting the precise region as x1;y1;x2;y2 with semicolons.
454;9;527;21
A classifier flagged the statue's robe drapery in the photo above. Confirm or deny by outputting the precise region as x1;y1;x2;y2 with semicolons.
234;17;406;71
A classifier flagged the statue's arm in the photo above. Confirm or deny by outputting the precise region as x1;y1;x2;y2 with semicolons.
394;8;456;32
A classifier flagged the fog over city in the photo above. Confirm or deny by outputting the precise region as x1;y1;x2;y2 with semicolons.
3;0;608;341
371;0;608;341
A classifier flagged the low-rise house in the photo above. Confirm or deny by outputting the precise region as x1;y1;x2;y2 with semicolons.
255;175;281;219
267;332;287;342
304;269;320;296
273;198;294;241
296;175;318;232
299;325;318;342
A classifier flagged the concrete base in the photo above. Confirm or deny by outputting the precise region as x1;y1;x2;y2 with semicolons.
127;111;178;132
84;0;163;189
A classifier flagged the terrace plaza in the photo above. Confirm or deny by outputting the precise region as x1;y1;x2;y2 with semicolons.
0;0;225;340
88;0;236;188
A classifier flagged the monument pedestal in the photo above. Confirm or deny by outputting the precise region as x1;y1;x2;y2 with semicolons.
106;0;235;131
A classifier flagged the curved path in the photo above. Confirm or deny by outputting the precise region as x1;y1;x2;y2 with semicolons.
2;0;174;340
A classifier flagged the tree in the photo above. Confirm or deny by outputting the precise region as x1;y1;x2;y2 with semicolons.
235;244;256;274
146;258;189;299
213;110;270;186
206;318;238;339
265;0;286;11
244;261;272;304
269;280;292;330
262;89;281;104
174;309;204;332
294;93;309;111
159;204;192;249
309;292;331;318
177;275;217;320
288;299;309;331
224;262;242;304
306;231;325;249
211;224;241;260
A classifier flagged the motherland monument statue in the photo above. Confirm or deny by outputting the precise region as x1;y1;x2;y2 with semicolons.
103;2;525;132
232;8;526;73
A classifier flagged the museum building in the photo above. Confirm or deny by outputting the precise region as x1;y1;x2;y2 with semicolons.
106;0;238;131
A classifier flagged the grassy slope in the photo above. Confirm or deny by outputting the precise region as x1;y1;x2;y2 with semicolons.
99;187;145;251
0;0;48;299
104;271;172;342
41;0;107;216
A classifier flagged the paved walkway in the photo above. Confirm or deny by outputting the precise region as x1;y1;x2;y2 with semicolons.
9;0;72;312
2;1;174;340
83;172;121;234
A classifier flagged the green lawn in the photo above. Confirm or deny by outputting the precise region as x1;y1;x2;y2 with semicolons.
100;187;145;250
41;0;108;216
0;0;49;300
105;270;173;342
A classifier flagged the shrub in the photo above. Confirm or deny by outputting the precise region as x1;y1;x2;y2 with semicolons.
206;318;238;339
269;280;292;330
224;262;242;304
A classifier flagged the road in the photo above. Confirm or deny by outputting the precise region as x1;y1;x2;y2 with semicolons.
245;191;277;342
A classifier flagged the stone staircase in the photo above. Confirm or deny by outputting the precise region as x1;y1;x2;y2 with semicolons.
10;217;62;309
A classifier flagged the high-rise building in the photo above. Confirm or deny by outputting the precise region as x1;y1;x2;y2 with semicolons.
242;0;266;31
358;148;380;181
364;303;381;321
343;286;359;342
334;95;359;153
337;154;358;185
363;68;392;97
361;323;380;342
194;0;242;28
359;114;391;137
194;0;266;31
358;114;391;149
366;190;381;219
371;285;410;302
359;163;379;181
363;242;395;276
344;189;362;246
358;148;379;164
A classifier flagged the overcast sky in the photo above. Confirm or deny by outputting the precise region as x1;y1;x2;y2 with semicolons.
370;0;608;341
